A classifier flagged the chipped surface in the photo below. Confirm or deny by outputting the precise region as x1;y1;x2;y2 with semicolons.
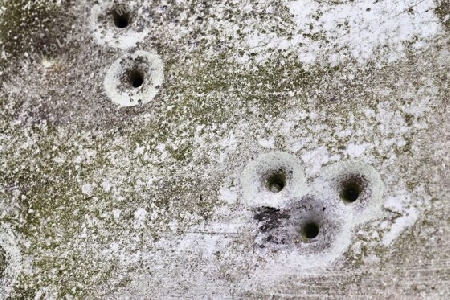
0;0;449;298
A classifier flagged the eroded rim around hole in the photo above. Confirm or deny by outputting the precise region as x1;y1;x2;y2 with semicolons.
105;50;164;106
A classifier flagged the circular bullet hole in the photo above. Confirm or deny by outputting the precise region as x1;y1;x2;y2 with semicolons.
128;69;144;88
322;160;383;225
303;222;320;239
242;152;307;208
90;2;149;49
339;174;366;203
265;170;287;193
112;8;131;28
104;51;164;107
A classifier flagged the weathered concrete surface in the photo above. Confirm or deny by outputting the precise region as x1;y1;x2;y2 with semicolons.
0;0;448;298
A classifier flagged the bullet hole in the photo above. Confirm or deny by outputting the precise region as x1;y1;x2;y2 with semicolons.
112;8;131;28
303;222;319;239
252;195;347;254
91;2;148;49
242;152;307;208
339;174;366;203
104;51;164;107
128;69;144;88
265;169;287;193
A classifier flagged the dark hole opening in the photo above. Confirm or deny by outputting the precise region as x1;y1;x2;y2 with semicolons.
128;69;144;88
112;8;131;28
266;170;287;193
303;222;319;239
340;175;365;203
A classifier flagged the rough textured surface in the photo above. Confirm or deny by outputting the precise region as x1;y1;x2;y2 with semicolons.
0;0;449;298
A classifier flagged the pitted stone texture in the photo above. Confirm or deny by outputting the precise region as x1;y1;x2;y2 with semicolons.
244;152;385;268
0;226;21;298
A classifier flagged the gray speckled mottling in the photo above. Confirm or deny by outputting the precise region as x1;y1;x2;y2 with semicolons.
0;0;448;298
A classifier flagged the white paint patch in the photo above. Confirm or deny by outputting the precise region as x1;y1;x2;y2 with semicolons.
285;0;442;65
134;208;147;229
81;183;94;196
301;147;331;174
112;209;122;222
257;137;275;148
346;143;369;157
101;180;112;193
218;186;238;204
384;194;410;214
382;207;419;246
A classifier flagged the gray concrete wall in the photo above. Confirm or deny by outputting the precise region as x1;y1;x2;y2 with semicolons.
0;0;448;298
